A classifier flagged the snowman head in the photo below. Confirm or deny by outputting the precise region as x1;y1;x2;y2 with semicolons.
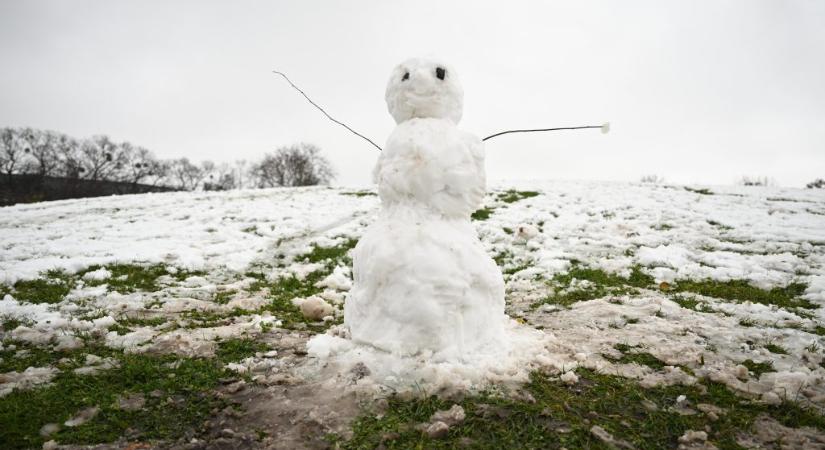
385;58;464;125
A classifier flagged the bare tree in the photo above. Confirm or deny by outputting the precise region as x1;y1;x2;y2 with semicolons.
233;159;249;189
19;128;60;176
807;179;824;189
117;143;162;185
79;135;126;181
250;143;335;188
0;128;25;180
203;162;238;191
55;134;85;179
738;176;776;187
168;158;209;191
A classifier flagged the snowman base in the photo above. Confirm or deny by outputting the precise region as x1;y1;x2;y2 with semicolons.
306;318;556;394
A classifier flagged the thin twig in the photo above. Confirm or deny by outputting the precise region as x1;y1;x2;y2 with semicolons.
272;70;383;152
483;125;602;142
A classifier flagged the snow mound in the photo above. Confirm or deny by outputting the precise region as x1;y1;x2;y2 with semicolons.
307;320;562;394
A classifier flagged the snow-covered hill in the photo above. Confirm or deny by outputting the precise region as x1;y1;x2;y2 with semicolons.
2;181;825;447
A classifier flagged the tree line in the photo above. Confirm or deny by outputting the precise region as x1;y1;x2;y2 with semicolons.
0;127;335;191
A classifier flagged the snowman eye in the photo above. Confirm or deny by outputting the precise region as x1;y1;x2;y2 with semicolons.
402;72;409;81
435;67;446;80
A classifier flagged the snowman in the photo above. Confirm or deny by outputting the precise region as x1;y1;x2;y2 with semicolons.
343;58;507;360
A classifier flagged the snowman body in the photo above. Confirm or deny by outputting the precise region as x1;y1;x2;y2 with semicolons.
344;58;506;359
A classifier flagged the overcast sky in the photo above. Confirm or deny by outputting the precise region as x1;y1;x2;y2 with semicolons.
1;0;823;187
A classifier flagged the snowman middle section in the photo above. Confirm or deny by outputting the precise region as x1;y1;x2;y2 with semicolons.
344;117;507;360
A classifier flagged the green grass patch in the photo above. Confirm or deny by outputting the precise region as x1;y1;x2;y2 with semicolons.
8;270;73;304
301;238;358;267
1;316;35;332
741;359;774;377
604;344;667;370
339;368;825;450
471;207;494;221
213;289;237;305
684;186;714;195
180;308;249;329
248;238;357;332
496;189;540;204
107;316;170;335
607;352;666;370
5;264;209;304
532;265;654;308
764;343;788;355
81;264;206;294
739;318;758;327
672;279;814;310
0;348;228;449
0;339;123;378
216;338;271;363
669;294;704;311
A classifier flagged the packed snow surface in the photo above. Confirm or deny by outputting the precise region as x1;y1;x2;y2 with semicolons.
1;180;825;401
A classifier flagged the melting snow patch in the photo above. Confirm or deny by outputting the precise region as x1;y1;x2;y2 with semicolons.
0;366;59;397
82;267;111;281
306;320;563;395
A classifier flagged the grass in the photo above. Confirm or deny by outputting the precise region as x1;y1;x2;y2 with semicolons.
0;350;228;449
180;307;249;329
471;190;541;221
471;207;494;221
496;189;540;204
339;368;825;450
684;186;714;195
7;270;73;304
764;343;788;355
669;294;705;312
246;237;357;332
0;337;264;449
0;340;114;373
672;279;815;310
533;265;654;308
340;190;377;197
741;359;774;377
216;337;271;362
81;264;206;294
107;316;169;336
1;316;35;332
301;238;358;268
604;344;667;370
213;289;237;305
1;264;206;305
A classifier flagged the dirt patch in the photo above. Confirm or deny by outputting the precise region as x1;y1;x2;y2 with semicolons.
736;414;825;449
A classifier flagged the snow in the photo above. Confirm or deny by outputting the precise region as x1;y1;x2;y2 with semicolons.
0;366;59;397
82;267;111;281
1;174;824;400
0;187;377;284
385;57;463;125
343;57;518;362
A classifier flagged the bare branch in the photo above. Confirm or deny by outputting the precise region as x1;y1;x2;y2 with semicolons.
482;125;606;142
272;70;383;152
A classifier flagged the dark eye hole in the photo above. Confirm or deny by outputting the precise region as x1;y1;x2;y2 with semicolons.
402;72;409;81
436;67;446;80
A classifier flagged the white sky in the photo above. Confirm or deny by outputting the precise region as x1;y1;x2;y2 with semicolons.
1;0;823;187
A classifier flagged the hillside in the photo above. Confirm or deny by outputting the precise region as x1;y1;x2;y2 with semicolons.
2;181;825;449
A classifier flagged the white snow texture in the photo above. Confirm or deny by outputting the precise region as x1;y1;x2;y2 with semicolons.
343;58;508;359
